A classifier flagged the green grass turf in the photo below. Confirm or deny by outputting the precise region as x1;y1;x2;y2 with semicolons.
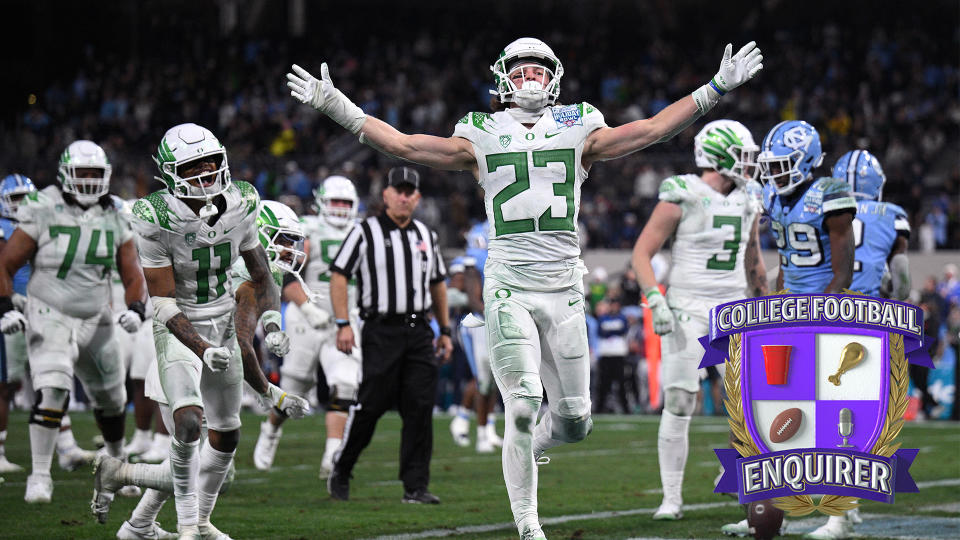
0;411;956;539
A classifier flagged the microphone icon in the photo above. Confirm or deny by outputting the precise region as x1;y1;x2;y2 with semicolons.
837;408;854;448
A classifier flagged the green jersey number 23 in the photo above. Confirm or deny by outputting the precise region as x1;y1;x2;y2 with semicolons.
487;149;575;237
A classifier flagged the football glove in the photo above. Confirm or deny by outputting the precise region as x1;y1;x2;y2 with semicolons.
645;288;675;336
202;346;231;372
286;63;367;133
11;293;27;311
299;302;331;329
261;383;310;419
263;330;290;357
692;41;763;114
117;310;143;334
0;310;26;334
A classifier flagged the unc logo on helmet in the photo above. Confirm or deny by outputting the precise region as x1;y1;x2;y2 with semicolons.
782;126;815;151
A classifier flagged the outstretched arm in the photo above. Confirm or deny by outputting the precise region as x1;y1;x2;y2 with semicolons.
583;42;763;167
287;63;475;171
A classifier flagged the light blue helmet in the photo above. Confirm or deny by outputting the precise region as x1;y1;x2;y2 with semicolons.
758;120;824;196
832;150;886;201
0;174;37;219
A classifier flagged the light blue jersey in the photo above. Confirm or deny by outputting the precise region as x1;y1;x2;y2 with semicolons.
464;220;489;278
763;177;856;293
851;201;910;297
0;217;30;295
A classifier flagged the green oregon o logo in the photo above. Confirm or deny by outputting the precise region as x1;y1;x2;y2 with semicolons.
495;288;512;299
524;133;535;140
208;231;216;238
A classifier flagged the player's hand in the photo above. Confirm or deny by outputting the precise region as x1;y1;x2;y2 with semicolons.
712;41;763;93
286;63;366;133
261;383;310;419
11;293;27;312
336;325;355;354
0;310;26;334
300;302;331;329
263;330;290;357
434;335;453;363
645;289;675;336
202;346;231;372
117;310;143;334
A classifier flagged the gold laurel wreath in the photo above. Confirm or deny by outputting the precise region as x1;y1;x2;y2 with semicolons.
723;315;908;517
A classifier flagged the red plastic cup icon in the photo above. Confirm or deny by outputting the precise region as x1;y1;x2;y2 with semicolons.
761;345;792;385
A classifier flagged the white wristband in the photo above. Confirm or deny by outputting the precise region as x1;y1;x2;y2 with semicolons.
691;83;722;115
152;296;182;325
259;310;282;330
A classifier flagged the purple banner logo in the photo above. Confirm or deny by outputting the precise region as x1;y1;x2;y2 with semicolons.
703;293;923;514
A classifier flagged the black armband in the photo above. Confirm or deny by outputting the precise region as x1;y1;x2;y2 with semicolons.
127;300;147;321
439;326;452;337
0;296;14;315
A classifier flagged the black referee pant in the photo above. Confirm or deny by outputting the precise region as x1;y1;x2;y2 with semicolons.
335;317;438;492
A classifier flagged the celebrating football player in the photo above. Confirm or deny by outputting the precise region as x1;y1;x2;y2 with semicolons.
0;142;148;504
631;120;767;521
287;36;763;539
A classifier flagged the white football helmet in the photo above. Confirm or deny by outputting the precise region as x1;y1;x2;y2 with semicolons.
694;120;760;186
154;123;231;200
490;37;564;110
314;175;358;228
57;140;112;205
257;200;307;278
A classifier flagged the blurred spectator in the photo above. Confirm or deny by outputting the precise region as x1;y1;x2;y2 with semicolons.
594;299;632;414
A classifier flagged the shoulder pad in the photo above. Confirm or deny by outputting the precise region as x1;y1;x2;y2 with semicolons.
883;202;908;219
233;181;260;216
132;193;176;233
658;175;697;204
814;176;853;195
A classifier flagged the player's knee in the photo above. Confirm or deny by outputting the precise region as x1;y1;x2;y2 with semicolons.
664;388;697;416
551;397;593;443
209;428;239;453
90;387;127;417
327;384;358;413
30;388;69;428
173;407;203;442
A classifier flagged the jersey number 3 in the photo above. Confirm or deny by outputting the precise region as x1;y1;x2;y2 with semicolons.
487;149;575;236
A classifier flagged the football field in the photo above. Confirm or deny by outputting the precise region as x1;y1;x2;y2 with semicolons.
0;411;957;539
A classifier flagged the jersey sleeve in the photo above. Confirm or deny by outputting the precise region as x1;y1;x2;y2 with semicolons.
657;176;697;207
137;234;172;268
452;112;483;144
819;178;857;215
886;203;911;238
235;181;262;252
579;102;607;134
430;230;447;284
130;198;172;267
15;191;48;240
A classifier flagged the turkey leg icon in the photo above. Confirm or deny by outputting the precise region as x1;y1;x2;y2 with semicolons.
761;345;792;385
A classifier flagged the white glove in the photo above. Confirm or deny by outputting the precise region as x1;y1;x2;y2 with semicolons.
264;330;290;357
645;289;675;336
261;383;310;419
117;310;143;334
11;293;27;311
299;302;331;329
202;346;231;372
286;63;367;133
0;311;26;334
692;41;763;114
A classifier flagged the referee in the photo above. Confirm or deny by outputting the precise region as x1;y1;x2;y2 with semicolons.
327;166;453;504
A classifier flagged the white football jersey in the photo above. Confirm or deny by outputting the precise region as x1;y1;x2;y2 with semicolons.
659;174;763;301
18;187;133;319
453;103;606;265
300;215;356;310
131;181;260;322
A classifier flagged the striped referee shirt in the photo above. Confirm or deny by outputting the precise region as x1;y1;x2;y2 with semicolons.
330;214;446;316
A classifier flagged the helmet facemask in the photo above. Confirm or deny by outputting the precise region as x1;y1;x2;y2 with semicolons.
0;175;37;218
257;202;307;278
157;149;230;201
490;38;563;111
759;150;813;195
58;141;112;206
314;175;359;228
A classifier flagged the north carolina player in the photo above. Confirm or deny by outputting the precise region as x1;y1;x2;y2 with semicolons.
287;36;763;539
253;175;362;477
0;141;148;504
125;123;287;539
631;120;767;521
833;150;910;299
759;121;856;294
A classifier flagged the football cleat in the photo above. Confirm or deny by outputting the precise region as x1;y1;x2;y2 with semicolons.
485;423;503;448
520;525;547;540
253;421;282;471
116;519;178;540
476;438;496;454
450;416;470;447
722;518;789;537
652;501;683;520
92;454;124;523
198;521;233;540
177;524;201;540
59;445;97;471
136;434;170;464
327;467;350;501
0;455;24;473
804;514;854;539
402;489;441;504
24;473;53;503
118;485;142;498
124;433;154;457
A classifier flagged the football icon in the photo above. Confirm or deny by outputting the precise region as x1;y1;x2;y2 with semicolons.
769;407;803;443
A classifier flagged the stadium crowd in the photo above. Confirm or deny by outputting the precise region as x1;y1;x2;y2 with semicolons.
3;1;958;250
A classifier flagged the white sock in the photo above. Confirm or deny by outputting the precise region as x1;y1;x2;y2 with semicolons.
132;429;152;444
261;420;280;436
323;438;341;464
169;437;200;527
197;440;234;524
0;429;7;457
151;433;170;451
29;424;58;476
55;427;78;453
657;410;691;505
477;426;488;443
120;458;174;491
129;488;170;528
502;395;541;535
105;439;124;459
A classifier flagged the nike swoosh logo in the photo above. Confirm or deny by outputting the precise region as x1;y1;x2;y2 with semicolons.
568;298;581;306
545;131;562;139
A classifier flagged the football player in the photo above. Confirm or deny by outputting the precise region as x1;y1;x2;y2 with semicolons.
0;142;148;504
253;175;362;477
758;121;856;294
287;36;763;539
631;120;767;521
123;124;292;539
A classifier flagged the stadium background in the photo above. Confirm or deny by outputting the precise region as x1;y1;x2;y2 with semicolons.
0;0;957;538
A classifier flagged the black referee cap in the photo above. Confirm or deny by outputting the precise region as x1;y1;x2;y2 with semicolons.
387;166;420;190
